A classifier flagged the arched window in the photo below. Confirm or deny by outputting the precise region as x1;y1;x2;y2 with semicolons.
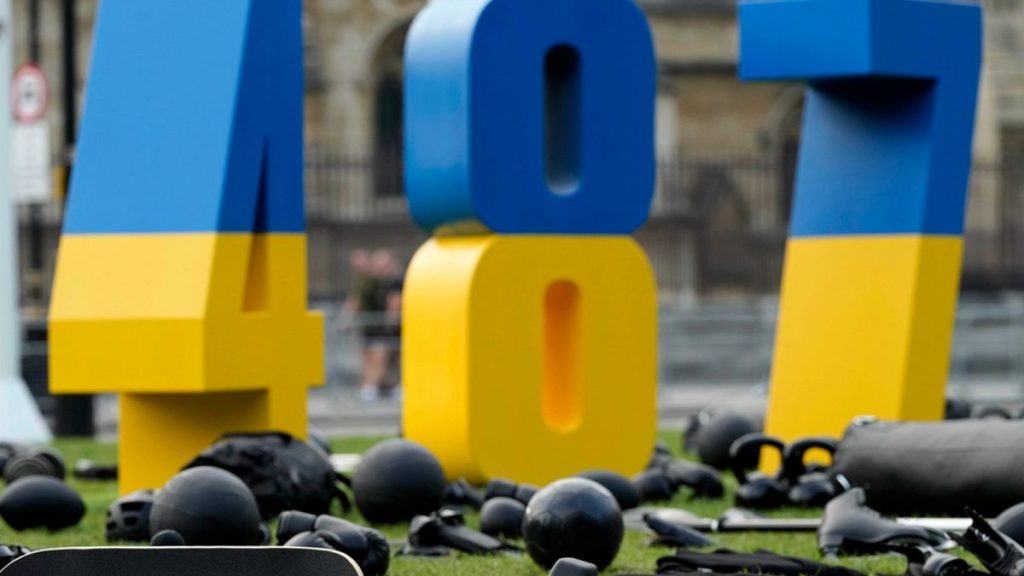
371;23;411;198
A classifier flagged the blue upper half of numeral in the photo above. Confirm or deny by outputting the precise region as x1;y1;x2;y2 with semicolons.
740;0;982;237
64;0;305;234
404;0;656;235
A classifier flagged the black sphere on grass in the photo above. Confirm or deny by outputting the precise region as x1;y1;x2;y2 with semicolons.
522;478;623;571
352;439;447;524
149;466;262;545
480;496;526;538
696;412;758;470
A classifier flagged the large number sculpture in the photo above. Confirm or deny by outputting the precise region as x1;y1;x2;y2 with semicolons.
49;0;323;493
402;0;658;484
741;0;983;442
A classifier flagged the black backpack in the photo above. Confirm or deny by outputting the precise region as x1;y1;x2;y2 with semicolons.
184;432;350;519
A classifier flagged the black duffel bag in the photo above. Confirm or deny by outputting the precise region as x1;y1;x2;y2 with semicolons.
184;432;350;519
832;419;1024;516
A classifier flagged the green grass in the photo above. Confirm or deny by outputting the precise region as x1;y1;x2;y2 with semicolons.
0;432;945;575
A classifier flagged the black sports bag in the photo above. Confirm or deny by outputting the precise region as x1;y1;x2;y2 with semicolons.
184;432;350;519
832;419;1024;516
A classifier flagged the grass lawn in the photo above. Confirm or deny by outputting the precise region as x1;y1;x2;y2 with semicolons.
0;432;946;575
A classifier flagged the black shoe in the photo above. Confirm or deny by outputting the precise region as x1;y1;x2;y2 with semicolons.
817;488;955;556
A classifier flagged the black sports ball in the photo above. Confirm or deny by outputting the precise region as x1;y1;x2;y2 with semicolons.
149;466;262;545
479;496;526;538
352;440;447;524
576;470;641;510
0;476;85;531
696;412;758;470
522;478;623;571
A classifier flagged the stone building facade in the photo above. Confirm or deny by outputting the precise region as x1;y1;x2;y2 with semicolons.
11;0;1024;303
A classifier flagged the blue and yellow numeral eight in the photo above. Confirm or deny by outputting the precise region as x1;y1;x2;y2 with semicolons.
403;0;658;484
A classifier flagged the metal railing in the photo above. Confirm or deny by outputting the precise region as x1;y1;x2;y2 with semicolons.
314;296;1024;393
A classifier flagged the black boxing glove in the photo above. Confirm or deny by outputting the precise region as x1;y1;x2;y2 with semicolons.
277;511;390;576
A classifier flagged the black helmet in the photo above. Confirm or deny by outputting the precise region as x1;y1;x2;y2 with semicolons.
106;489;157;542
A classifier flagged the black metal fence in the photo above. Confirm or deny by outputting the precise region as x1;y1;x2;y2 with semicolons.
15;152;1024;305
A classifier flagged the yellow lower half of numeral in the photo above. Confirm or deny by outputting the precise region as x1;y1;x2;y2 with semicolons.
402;235;657;485
766;235;962;449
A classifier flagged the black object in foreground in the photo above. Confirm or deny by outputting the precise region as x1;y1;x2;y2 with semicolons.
523;478;624;571
0;476;85;531
782;437;846;507
550;558;600;576
696;412;759;470
185;432;347;518
730;434;789;509
352;439;447;524
149;466;263;546
2;448;66;484
72;460;118;481
0;545;30;572
632;469;677;503
818;488;956;556
622;506;973;535
445;478;485;509
149;530;186;546
485;478;539;505
656;548;865;576
0;547;360;576
405;509;519;555
106;490;156;542
996;502;1024;547
660;460;725;500
479;497;527;539
578;470;642;510
887;545;984;576
643;513;718;548
833;419;1024;516
276;510;390;576
955;508;1024;576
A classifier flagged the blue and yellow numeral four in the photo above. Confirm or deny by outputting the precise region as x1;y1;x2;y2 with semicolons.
49;0;323;493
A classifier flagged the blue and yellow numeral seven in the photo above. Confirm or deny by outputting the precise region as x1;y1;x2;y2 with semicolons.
740;0;983;443
49;0;323;493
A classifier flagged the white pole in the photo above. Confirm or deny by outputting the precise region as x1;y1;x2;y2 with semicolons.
0;0;51;443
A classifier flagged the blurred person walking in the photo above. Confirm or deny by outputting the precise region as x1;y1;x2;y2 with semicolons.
352;249;401;400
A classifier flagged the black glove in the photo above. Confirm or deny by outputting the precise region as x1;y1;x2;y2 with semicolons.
277;511;390;576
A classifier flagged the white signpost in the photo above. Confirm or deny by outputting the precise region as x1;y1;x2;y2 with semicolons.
10;62;50;204
0;0;52;442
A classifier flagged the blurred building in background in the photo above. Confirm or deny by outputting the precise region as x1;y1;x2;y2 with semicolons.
10;0;1024;395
